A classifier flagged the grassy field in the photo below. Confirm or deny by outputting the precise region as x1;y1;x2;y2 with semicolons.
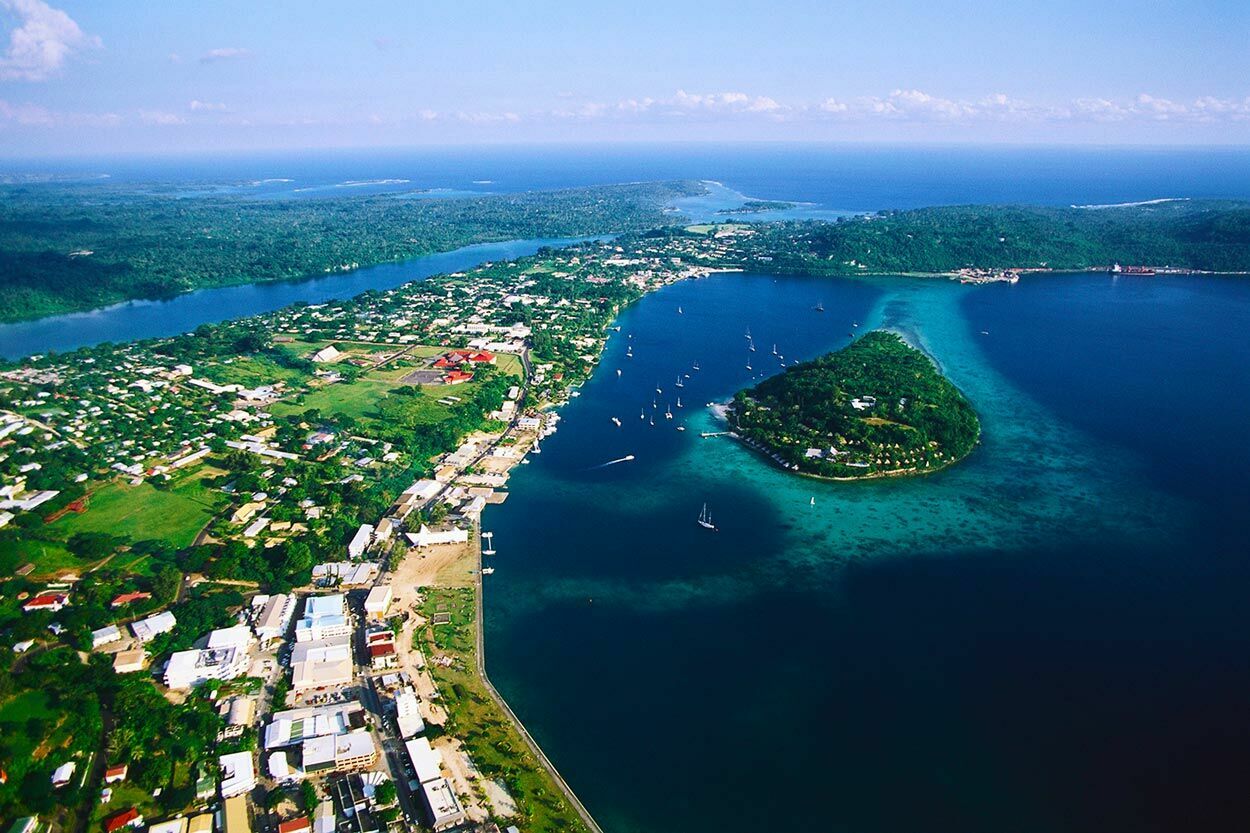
419;587;590;833
50;467;227;550
199;353;311;387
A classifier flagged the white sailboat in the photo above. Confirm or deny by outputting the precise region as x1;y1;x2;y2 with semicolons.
697;502;718;531
675;375;684;388
611;417;622;427
482;531;497;556
616;369;622;377
665;405;673;420
693;361;701;371
481;567;495;575
809;497;815;507
676;396;683;408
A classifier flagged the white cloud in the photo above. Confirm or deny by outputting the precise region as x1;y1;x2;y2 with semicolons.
0;0;99;81
199;47;251;64
139;109;185;126
188;99;226;112
0;97;119;126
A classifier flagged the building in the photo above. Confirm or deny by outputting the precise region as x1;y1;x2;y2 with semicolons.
218;751;257;799
276;819;310;833
104;809;143;833
310;562;378;588
311;345;342;364
147;819;188;833
51;761;76;787
366;630;397;670
112;649;147;674
208;625;254;652
252;593;296;646
290;635;353;691
312;801;335;833
110;591;152;608
301;731;377;774
104;764;128;784
363;585;392;619
228;697;256;727
264;701;367;749
421;778;466;829
187;813;214;833
92;624;122;649
403;737;443;784
393;688;425;739
221;795;250;833
405;524;469;548
165;643;250;690
294;594;351;643
131;610;177;643
347;524;374;559
22;592;69;613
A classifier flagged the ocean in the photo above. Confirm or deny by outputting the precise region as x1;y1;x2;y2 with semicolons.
5;145;1250;830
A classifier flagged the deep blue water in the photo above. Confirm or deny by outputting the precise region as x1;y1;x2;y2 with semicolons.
482;270;1250;833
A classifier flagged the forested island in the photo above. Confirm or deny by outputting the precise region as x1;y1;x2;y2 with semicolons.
728;331;980;479
715;199;796;214
0;179;703;322
734;199;1250;276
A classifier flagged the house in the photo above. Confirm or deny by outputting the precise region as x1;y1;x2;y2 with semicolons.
111;591;152;608
276;819;310;833
104;764;128;783
131;610;176;642
104;808;143;833
92;625;122;649
311;345;342;363
51;761;76;787
22;592;69;613
112;649;148;674
366;631;397;670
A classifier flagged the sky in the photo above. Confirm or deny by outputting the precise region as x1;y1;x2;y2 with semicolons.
0;0;1248;155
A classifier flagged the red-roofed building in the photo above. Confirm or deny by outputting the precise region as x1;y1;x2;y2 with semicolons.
23;592;69;613
443;370;474;385
104;764;128;783
433;350;496;368
110;592;151;609
367;630;398;670
277;818;310;833
105;808;143;833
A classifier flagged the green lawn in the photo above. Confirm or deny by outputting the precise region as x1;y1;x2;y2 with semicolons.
200;354;311;388
50;469;226;550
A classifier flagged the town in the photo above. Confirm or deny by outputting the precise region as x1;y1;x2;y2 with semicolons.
0;227;746;833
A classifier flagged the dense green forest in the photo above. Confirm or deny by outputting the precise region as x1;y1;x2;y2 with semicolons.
740;200;1250;275
0;179;702;322
730;331;980;478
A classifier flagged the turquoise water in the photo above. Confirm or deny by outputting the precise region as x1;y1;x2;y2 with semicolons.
483;271;1250;832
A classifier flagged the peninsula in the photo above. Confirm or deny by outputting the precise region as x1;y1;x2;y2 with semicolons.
728;331;980;479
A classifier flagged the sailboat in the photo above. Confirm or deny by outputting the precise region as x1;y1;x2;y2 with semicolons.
771;344;777;355
697;503;718;531
676;396;683;408
814;300;825;312
748;337;756;352
675;375;684;388
809;497;815;507
626;345;633;358
649;415;655;426
693;361;701;371
678;305;684;315
481;567;495;575
640;409;645;420
611;417;622;427
745;353;753;371
665;404;673;420
482;531;497;556
616;369;622;377
656;383;663;394
744;326;752;340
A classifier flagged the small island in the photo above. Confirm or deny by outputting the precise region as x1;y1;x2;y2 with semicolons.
715;199;797;214
728;331;980;479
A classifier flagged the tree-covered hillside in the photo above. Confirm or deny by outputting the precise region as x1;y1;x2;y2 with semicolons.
0;179;703;322
742;200;1250;274
730;331;980;478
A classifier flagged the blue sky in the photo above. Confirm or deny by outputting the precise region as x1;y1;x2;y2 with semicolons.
1;0;1248;154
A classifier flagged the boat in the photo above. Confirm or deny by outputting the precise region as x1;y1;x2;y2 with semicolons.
640;409;645;419
656;384;662;394
678;305;684;314
675;375;684;388
697;502;718;531
626;346;633;358
665;405;673;420
814;300;825;312
744;326;752;339
532;436;541;454
481;567;495;575
693;361;701;371
852;322;859;328
649;416;655;426
676;396;683;408
809;497;815;507
611;417;622;427
616;369;622;377
482;531;497;556
771;344;777;355
748;338;756;352
676;425;686;432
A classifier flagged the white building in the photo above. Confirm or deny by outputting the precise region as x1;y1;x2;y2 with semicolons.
421;778;466;829
405;525;469;548
301;731;377;774
92;624;122;649
165;644;250;690
363;585;392;619
290;635;353;691
403;737;443;784
131;610;177;643
252;593;296;646
393;688;425;739
208;625;254;652
294;594;351;643
218;751;257;799
347;524;374;559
